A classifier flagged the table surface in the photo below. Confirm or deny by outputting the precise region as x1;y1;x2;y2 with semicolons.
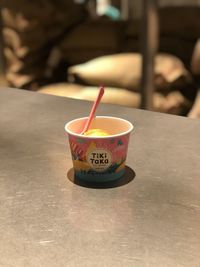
0;88;200;267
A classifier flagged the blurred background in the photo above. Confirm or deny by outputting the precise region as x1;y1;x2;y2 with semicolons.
1;0;200;118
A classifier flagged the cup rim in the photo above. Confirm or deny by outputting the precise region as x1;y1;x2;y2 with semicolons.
65;116;134;139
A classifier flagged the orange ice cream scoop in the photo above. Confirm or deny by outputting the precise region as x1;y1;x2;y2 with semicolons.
84;128;110;137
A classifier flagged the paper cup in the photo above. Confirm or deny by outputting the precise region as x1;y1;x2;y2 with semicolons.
65;116;133;182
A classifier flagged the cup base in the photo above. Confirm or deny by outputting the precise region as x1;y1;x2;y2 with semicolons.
75;169;125;183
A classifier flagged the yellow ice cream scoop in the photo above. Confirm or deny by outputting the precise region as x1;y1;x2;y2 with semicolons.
84;128;110;137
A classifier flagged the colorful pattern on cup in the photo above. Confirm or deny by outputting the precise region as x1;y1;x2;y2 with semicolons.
65;116;133;182
68;134;130;182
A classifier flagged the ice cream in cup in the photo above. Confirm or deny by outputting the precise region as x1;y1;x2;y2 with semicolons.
65;116;133;182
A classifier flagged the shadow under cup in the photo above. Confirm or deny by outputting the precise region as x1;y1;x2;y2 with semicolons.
65;116;134;182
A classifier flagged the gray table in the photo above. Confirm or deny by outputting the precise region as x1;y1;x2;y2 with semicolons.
0;88;200;267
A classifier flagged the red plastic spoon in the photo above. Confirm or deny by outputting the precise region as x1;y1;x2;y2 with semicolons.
81;86;105;135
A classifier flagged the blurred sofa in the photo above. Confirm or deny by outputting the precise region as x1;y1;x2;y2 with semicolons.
1;2;200;115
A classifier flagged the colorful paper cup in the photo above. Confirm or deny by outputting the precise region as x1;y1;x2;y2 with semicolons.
65;116;133;182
